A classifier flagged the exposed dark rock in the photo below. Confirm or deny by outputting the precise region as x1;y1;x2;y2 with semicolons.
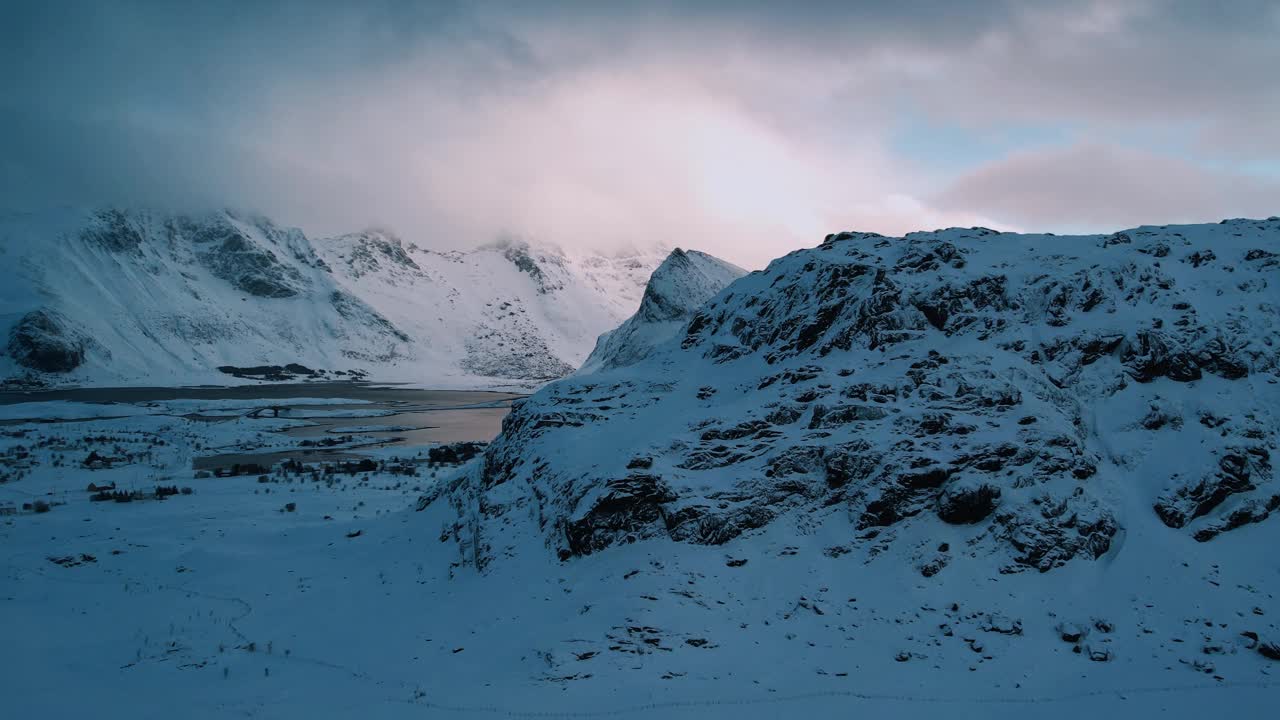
937;479;1001;524
1154;448;1270;529
901;466;951;489
185;215;307;298
1193;336;1249;379
809;403;888;428
627;456;654;470
216;364;326;381
665;503;776;546
1186;250;1216;267
80;208;143;252
997;490;1118;572
701;419;772;441
822;442;881;488
1123;330;1201;383
766;446;825;478
427;442;487;465
7;309;88;373
1191;494;1280;541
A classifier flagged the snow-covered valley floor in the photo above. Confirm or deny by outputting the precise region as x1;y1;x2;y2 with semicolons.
1;393;1277;718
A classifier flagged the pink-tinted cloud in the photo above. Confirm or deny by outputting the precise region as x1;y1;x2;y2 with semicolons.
936;143;1280;229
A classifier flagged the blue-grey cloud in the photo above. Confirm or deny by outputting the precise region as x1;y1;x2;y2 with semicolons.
2;1;1276;264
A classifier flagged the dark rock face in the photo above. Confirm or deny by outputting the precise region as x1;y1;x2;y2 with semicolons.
997;490;1118;572
184;215;307;298
216;364;332;381
564;475;677;557
809;403;889;427
666;503;776;546
501;241;564;294
1155;448;1271;529
1192;494;1280;542
1122;330;1202;383
7;309;87;373
912;275;1013;336
339;230;421;278
823;442;881;488
937;480;1001;524
427;442;487;465
80;209;143;252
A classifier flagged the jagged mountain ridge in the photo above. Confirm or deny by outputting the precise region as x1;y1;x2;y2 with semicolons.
312;229;668;382
0;208;410;384
427;217;1280;573
0;208;668;386
579;248;745;374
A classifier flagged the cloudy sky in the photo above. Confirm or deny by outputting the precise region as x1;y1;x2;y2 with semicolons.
3;0;1277;266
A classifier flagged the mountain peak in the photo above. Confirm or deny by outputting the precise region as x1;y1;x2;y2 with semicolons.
579;247;745;374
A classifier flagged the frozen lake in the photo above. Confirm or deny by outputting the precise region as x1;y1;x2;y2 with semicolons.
0;383;521;472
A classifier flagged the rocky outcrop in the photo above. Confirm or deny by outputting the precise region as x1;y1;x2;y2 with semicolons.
6;309;89;372
563;474;677;558
1154;448;1271;529
329;229;420;279
580;249;744;374
185;214;311;298
79;208;144;252
936;479;1001;525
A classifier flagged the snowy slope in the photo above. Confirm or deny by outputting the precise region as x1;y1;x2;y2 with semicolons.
312;231;665;383
0;208;411;386
579;248;744;374
432;217;1280;573
0;209;665;387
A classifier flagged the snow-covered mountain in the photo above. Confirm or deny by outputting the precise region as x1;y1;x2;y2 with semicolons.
312;230;666;383
0;208;666;387
429;217;1280;572
579;248;744;374
0;208;412;385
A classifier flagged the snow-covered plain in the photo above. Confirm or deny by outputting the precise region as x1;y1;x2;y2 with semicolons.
4;218;1280;718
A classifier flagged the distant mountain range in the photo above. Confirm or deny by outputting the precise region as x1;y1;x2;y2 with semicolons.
0;208;673;387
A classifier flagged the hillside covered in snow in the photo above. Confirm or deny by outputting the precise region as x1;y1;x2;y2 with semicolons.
410;218;1280;704
0;208;666;388
440;217;1280;567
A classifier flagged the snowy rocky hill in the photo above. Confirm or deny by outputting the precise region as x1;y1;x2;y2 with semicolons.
0;208;666;387
579;248;744;374
430;217;1280;571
